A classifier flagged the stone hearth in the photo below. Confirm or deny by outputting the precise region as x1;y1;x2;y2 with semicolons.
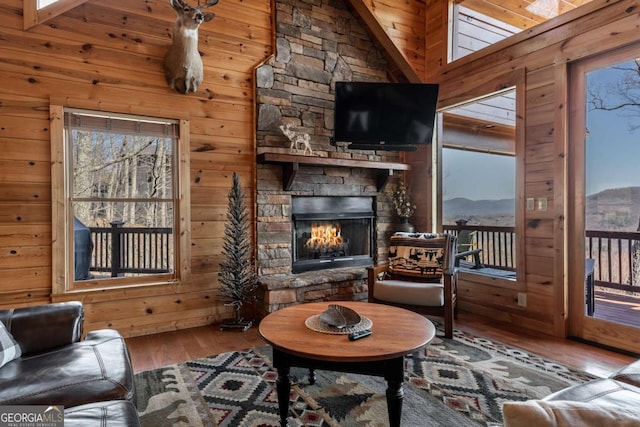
256;267;367;317
254;0;406;315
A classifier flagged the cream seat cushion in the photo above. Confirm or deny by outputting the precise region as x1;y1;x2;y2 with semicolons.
373;279;444;306
502;400;640;427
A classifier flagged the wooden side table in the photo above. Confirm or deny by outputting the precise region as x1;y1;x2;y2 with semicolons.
259;301;436;427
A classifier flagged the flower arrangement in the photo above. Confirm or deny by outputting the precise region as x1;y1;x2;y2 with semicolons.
392;184;416;218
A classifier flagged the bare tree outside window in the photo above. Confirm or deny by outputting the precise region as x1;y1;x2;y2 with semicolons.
72;132;173;228
65;110;178;281
587;58;640;132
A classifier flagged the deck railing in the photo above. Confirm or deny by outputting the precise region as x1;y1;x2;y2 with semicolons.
585;229;640;292
442;224;640;292
89;221;173;277
443;224;516;270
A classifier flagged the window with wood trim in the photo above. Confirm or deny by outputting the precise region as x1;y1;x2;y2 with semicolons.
439;88;519;278
51;106;191;293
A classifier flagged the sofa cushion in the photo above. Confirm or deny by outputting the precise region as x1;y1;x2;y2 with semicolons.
387;233;450;281
64;400;141;427
610;359;640;388
0;322;21;369
502;400;640;427
0;302;83;356
0;329;135;407
373;279;444;306
543;378;640;410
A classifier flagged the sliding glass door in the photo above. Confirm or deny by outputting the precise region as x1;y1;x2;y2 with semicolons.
569;44;640;353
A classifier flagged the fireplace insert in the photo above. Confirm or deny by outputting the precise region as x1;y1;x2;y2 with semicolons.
291;196;374;273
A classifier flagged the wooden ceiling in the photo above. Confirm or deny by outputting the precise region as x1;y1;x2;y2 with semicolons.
457;0;592;30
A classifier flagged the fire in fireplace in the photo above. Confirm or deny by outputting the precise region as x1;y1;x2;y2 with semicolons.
291;196;374;273
305;223;347;257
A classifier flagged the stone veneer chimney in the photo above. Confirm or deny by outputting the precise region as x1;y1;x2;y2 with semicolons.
253;0;405;312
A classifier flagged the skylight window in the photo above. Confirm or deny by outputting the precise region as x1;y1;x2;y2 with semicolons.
38;0;59;9
526;0;562;20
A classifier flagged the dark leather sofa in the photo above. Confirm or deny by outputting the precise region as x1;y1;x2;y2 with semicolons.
0;302;140;426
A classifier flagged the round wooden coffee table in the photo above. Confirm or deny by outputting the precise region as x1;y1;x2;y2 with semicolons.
259;301;436;427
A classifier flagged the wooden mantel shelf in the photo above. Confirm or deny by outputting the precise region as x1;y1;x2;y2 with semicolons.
257;152;409;191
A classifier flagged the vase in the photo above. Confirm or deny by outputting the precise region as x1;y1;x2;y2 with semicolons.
397;217;415;233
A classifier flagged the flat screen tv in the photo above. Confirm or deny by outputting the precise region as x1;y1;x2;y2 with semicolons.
333;81;439;151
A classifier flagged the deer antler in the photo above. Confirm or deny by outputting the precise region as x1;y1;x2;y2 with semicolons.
199;0;220;9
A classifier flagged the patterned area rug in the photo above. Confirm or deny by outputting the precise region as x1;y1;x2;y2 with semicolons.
135;325;595;427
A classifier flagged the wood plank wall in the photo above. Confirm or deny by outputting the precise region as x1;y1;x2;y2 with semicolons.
360;0;426;78
0;0;272;337
451;5;519;61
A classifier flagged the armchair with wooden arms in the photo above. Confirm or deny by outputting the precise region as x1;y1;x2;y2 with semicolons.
367;232;458;338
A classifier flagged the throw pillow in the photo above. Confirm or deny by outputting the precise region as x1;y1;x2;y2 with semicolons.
502;400;640;427
0;321;21;368
387;233;450;281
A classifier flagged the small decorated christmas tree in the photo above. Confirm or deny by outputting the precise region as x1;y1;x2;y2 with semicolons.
218;172;257;331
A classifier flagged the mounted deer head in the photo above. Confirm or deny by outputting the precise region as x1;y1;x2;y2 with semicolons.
163;0;219;94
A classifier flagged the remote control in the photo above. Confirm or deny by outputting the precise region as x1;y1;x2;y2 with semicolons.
348;329;372;341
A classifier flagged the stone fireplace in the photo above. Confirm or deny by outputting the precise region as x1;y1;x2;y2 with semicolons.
254;0;406;315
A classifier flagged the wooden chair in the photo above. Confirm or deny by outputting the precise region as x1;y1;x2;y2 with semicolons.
367;232;458;338
455;248;483;269
454;227;483;269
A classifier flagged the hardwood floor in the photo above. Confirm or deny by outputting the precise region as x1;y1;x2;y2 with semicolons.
125;311;636;379
126;322;265;372
455;312;636;378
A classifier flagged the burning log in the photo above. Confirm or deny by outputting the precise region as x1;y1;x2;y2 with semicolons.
304;223;348;256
